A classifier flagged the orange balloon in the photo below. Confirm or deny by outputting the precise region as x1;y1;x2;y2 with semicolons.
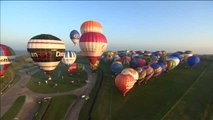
115;73;136;96
80;20;103;34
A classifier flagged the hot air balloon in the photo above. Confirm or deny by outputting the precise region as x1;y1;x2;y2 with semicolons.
115;73;136;96
122;56;131;65
79;32;108;70
0;44;16;78
150;63;162;77
68;63;85;73
187;56;200;67
142;65;154;82
136;58;147;67
62;51;76;66
27;34;65;80
70;30;80;45
166;56;180;67
157;62;167;73
110;61;124;75
136;67;146;85
121;68;139;81
166;60;176;72
129;59;138;69
170;53;183;62
80;20;103;34
183;50;193;61
105;51;114;62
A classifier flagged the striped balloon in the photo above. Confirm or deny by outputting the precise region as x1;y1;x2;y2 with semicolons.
79;32;108;70
0;44;16;78
142;65;154;81
62;51;76;66
27;34;65;80
150;63;162;77
80;20;103;34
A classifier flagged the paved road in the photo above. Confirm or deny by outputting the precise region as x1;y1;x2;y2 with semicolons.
64;70;97;120
0;66;97;120
0;67;39;117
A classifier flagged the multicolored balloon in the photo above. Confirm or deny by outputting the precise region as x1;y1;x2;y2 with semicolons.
150;63;162;77
27;34;65;80
166;60;176;72
62;51;76;66
70;30;80;46
142;65;154;81
115;73;136;96
0;44;16;78
136;67;146;85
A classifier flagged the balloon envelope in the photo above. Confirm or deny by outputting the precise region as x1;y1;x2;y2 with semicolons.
150;63;162;77
80;20;103;34
62;51;76;66
115;73;136;96
79;32;108;70
136;58;147;67
187;56;200;67
121;68;139;81
70;30;80;45
0;44;16;77
27;34;65;80
142;65;154;81
110;61;124;75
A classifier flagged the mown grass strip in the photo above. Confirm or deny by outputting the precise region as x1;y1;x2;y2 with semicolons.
42;95;76;120
33;98;51;120
1;96;25;120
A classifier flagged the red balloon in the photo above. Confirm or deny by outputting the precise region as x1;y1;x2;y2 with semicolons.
79;32;108;70
0;44;16;78
115;73;136;96
68;63;78;73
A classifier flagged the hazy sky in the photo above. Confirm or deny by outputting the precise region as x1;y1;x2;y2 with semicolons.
1;1;213;54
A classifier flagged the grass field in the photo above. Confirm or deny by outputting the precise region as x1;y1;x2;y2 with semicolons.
27;63;87;93
35;95;76;120
0;96;26;120
79;60;213;120
0;55;34;93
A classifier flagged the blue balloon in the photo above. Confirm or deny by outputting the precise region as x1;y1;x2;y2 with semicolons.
187;56;200;67
70;30;80;40
129;59;138;68
170;53;182;61
150;63;160;69
157;62;166;73
110;62;124;75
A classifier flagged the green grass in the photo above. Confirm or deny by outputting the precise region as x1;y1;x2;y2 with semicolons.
34;98;52;120
0;55;34;93
162;62;213;120
1;96;26;120
79;69;103;120
42;95;76;120
79;60;211;120
27;63;87;93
